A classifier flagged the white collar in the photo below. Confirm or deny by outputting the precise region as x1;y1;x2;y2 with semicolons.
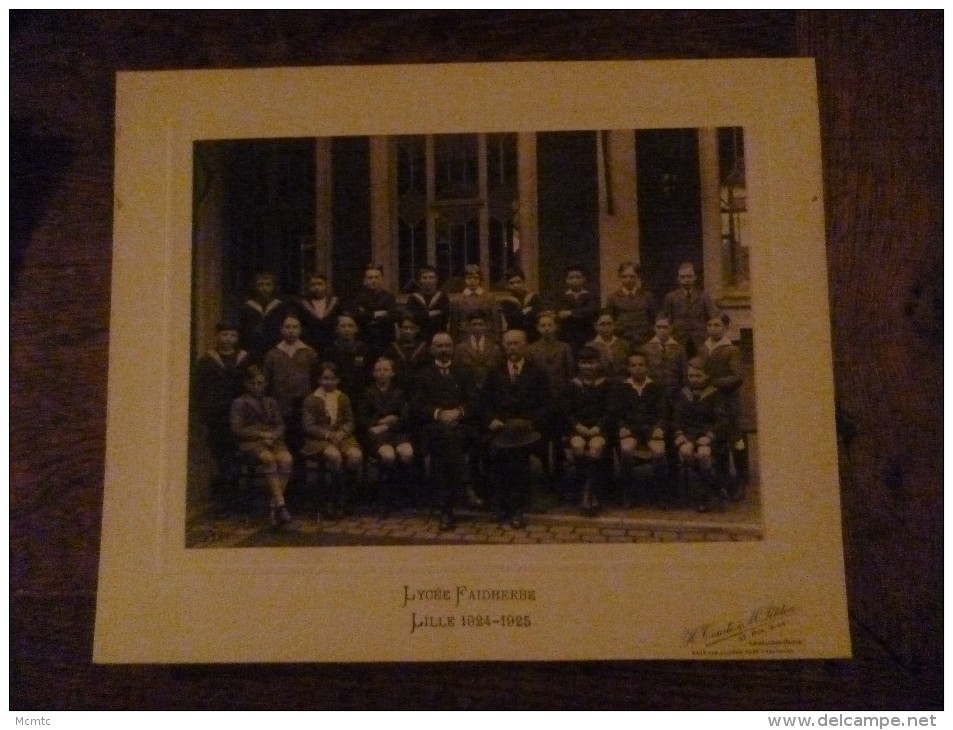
625;376;654;390
462;287;484;296
245;298;282;315
276;340;309;357
705;336;733;352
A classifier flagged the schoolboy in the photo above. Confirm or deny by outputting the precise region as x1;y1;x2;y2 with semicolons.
563;346;613;515
353;263;398;360
358;357;414;514
454;309;502;390
700;312;749;498
671;357;728;512
525;312;574;482
229;366;294;527
612;352;669;507
295;271;342;356
605;261;655;348
240;270;290;363
263;315;319;423
194;322;249;510
326;313;370;402
641;314;686;398
262;314;319;467
586;309;631;381
385;313;429;390
404;265;450;345
301;361;364;518
498;267;542;342
450;264;500;341
661;261;718;357
552;264;599;356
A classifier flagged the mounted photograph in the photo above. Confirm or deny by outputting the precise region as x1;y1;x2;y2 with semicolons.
186;127;762;548
97;60;849;663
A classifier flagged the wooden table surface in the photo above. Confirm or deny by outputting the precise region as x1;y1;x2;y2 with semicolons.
10;10;942;710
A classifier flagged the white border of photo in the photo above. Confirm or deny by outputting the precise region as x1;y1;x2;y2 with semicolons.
95;60;849;662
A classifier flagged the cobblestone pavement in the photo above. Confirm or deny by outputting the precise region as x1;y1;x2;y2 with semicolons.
187;483;763;548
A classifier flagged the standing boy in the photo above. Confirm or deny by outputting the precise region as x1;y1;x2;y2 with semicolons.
454;310;502;390
605;261;655;349
525;312;574;483
295;271;342;356
404;265;450;345
498;267;542;342
353;264;398;361
263;314;319;459
194;322;249;511
586;310;631;381
240;271;290;364
661;261;718;357
700;312;749;499
553;264;599;357
641;315;686;399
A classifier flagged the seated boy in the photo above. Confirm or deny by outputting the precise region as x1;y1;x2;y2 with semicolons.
612;352;669;507
301;361;364;518
671;357;728;512
229;366;294;527
358;357;415;514
563;346;613;515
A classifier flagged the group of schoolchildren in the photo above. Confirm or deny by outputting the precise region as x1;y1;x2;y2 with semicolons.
194;259;750;532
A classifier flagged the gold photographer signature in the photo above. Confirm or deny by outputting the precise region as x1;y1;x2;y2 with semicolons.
683;603;798;647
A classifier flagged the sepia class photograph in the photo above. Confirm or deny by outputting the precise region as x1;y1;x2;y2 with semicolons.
186;127;763;548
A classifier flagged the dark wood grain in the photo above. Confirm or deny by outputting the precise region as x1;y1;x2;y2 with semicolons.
10;10;941;709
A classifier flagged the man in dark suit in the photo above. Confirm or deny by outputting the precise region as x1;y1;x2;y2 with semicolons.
483;328;550;528
411;331;478;531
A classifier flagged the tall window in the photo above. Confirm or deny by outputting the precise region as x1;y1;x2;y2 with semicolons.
395;133;519;290
719;127;749;293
